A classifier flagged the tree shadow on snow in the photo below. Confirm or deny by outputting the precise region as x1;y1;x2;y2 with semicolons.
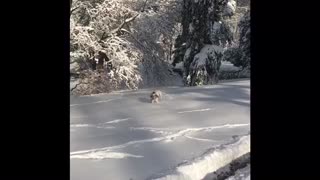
163;83;250;108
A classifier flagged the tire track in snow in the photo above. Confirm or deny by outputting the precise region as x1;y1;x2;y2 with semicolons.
70;118;131;129
177;108;212;114
70;151;143;160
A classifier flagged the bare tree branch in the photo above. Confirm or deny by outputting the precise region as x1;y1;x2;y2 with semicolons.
100;13;140;41
125;13;140;23
120;28;150;52
70;6;80;16
71;82;81;92
115;13;139;33
141;0;148;12
99;32;108;42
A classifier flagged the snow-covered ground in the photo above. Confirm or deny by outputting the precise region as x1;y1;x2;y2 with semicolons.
70;79;250;180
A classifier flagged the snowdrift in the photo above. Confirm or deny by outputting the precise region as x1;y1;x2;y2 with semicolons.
148;134;250;180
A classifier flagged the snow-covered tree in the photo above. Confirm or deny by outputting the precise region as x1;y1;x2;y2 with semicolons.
173;0;237;86
127;0;184;87
70;0;145;95
70;0;183;95
70;0;248;95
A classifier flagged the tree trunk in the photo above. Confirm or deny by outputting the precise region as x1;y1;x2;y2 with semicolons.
97;51;109;70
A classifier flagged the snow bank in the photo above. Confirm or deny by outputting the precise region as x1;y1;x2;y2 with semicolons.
148;134;250;180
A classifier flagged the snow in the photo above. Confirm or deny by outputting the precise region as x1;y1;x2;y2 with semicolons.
70;123;115;129
227;1;236;12
70;98;120;107
104;118;131;124
70;79;250;180
224;0;237;16
71;151;144;160
177;108;211;113
150;135;250;180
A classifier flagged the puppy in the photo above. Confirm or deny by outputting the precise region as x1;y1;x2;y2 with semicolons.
150;90;162;103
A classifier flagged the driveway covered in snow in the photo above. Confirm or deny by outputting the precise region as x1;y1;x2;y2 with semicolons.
70;79;250;180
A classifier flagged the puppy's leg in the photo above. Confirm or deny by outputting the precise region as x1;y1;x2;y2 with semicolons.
151;97;156;103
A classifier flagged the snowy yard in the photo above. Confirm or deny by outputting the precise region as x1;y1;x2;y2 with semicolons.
70;79;250;180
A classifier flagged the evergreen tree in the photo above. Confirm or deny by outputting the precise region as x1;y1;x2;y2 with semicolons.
173;0;236;86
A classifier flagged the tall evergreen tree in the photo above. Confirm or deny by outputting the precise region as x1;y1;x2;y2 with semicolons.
173;0;236;86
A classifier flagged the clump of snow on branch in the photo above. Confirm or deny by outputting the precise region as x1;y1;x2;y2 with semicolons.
192;45;223;68
223;0;237;17
187;45;223;85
